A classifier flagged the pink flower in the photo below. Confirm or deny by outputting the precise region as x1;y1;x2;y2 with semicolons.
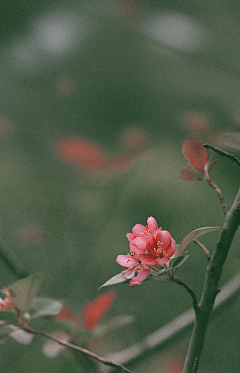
126;216;158;254
143;229;176;265
116;252;151;288
116;217;176;288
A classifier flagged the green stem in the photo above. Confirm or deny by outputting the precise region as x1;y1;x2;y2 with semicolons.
171;275;200;317
183;188;240;373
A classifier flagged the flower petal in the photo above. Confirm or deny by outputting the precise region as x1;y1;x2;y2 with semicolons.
116;255;136;268
146;235;157;256
123;267;137;279
166;239;176;257
129;269;150;287
129;243;145;256
132;224;147;236
138;254;163;265
147;216;158;233
131;237;147;250
126;233;136;242
155;230;172;250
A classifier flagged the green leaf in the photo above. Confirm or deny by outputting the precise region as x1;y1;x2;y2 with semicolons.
9;273;44;313
176;227;222;256
99;272;128;289
221;132;240;150
29;297;63;319
0;325;12;338
0;311;18;324
168;253;189;270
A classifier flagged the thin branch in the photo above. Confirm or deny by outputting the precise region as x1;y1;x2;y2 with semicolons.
170;275;200;317
203;144;240;168
204;168;229;215
23;326;134;373
193;239;211;260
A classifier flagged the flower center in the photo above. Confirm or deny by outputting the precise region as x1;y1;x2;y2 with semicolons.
128;252;139;262
136;263;147;272
140;227;150;239
154;241;163;255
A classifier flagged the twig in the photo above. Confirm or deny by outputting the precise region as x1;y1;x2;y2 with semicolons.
170;275;200;317
203;144;240;168
23;326;134;373
204;167;229;215
193;239;211;260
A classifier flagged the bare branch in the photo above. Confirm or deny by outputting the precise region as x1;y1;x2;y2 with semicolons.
193;239;211;260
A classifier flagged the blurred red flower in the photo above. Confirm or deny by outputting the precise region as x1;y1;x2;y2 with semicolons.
83;291;115;330
181;112;211;136
55;137;108;172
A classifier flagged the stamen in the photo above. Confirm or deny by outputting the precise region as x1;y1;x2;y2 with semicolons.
154;241;163;255
140;227;151;239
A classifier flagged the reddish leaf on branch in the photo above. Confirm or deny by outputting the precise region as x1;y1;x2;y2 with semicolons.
179;166;202;181
182;136;207;172
83;291;115;330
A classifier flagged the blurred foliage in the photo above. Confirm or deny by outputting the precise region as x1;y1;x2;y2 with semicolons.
1;1;240;372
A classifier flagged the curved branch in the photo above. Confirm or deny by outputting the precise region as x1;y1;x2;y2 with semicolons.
170;275;200;317
23;326;134;373
204;168;229;215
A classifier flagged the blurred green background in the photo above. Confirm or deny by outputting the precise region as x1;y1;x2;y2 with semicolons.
1;1;240;372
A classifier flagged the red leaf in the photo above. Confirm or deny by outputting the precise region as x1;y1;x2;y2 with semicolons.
180;166;202;181
182;136;207;172
54;137;108;172
83;291;115;330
